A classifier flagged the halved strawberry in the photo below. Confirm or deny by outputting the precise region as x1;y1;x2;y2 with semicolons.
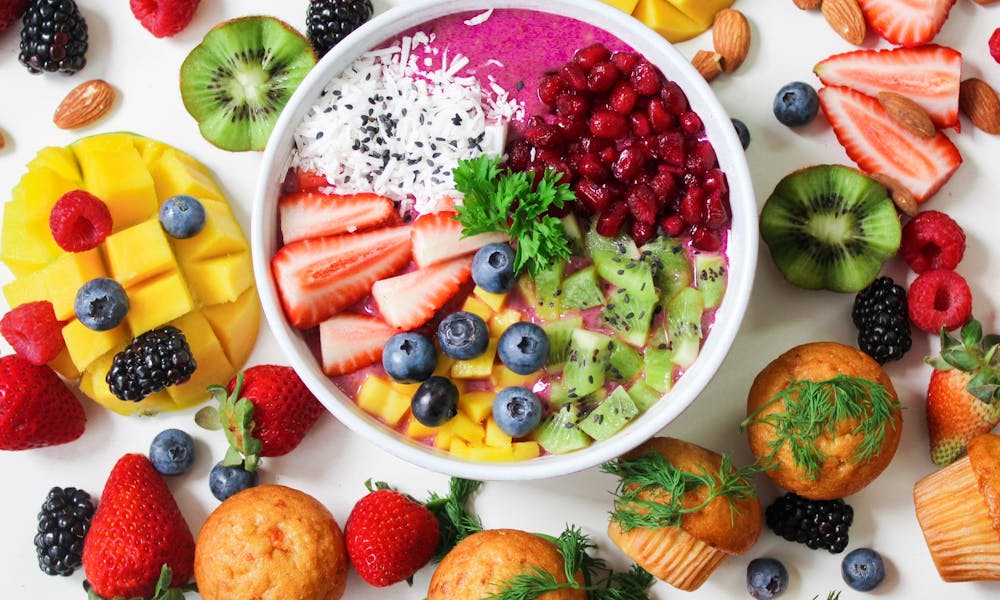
411;211;508;268
857;0;956;47
373;256;473;330
279;192;396;243
818;85;962;203
815;45;961;130
294;169;331;192
272;226;412;330
319;314;398;376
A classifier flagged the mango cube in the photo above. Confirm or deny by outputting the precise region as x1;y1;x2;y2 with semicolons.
3;169;79;275
434;428;454;450
459;391;494;423
81;350;173;416
165;311;233;407
432;355;455;378
451;339;497;379
491;365;538;389
171;199;248;261
26;146;81;182
357;375;410;426
201;286;260;367
125;271;194;335
47;347;80;380
37;249;108;320
512;441;541;460
62;318;129;372
602;0;640;11
74;140;158;231
664;0;735;28
390;381;421;397
485;418;512;448
105;219;177;288
474;286;508;312
461;294;493;323
405;415;441;440
488;309;522;338
632;0;706;42
181;252;253;305
449;438;474;459
149;148;225;203
2;269;48;313
444;411;485;445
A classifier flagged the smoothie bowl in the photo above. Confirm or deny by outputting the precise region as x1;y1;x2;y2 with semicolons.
252;0;756;480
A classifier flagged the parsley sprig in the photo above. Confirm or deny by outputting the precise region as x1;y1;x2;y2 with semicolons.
453;155;575;277
739;375;901;479
485;526;654;600
601;450;761;532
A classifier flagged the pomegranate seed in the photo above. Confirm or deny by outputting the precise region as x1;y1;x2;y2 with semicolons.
690;225;722;251
703;168;728;195
574;43;611;70
660;214;685;237
612;147;645;181
524;121;563;149
630;112;652;136
589;110;629;139
679;186;705;225
685;140;717;175
631;219;657;244
559;62;588;92
599;146;618;165
660;80;689;114
611;51;641;74
606;181;626;204
545;159;573;185
574;179;612;213
704;189;730;229
507;140;532;170
679;111;703;135
637;135;658;159
596;202;630;236
538;74;565;107
547;203;571;218
630;62;662;96
556;92;588;117
626;184;659;225
587;61;621;93
647;98;675;133
609;82;638;115
650;170;677;201
577;152;609;182
555;114;588;139
656;131;686;166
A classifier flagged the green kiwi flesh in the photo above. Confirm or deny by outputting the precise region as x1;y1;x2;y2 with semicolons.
760;165;901;293
180;16;317;152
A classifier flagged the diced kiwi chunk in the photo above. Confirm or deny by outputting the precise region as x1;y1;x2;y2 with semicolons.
561;214;585;254
533;260;565;321
548;379;572;407
601;288;656;347
535;403;591;454
643;346;675;393
695;253;727;309
585;226;639;264
561;266;605;312
641;237;692;301
607;341;643;383
541;316;583;370
666;287;705;341
627;379;662;412
579;386;639;441
595;258;658;305
563;329;613;398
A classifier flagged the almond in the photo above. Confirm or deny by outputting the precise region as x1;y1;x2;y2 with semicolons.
691;50;724;83
877;91;936;138
821;0;866;45
870;172;918;217
0;130;5;150
712;9;751;73
959;78;1000;135
793;0;823;8
53;79;116;130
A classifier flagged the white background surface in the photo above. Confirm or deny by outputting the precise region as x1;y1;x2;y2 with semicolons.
2;1;1000;598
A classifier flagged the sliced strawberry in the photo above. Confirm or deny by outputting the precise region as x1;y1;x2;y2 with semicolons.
857;0;956;47
411;211;508;268
818;85;962;203
373;257;473;330
272;226;412;330
319;314;398;376
815;45;961;129
279;192;396;243
294;169;331;192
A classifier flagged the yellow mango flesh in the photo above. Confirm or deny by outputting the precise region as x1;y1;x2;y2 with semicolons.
2;168;79;275
632;0;710;43
105;218;178;288
665;0;735;28
601;0;641;12
73;137;158;232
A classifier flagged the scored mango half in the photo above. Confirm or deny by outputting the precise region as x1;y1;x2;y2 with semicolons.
602;0;735;43
1;133;260;415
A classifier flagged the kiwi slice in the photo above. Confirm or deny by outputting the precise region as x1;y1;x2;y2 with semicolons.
760;165;901;293
578;386;639;441
561;266;605;312
180;16;317;152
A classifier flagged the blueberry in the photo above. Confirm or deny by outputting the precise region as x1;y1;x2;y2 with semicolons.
410;376;459;426
773;82;819;127
209;462;258;501
492;386;542;437
497;322;549;375
841;547;885;592
732;118;751;150
382;332;437;383
159;194;206;239
437;311;489;360
149;428;195;476
472;243;517;293
74;277;129;331
746;557;789;600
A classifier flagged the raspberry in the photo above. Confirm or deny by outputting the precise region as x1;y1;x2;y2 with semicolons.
899;210;965;273
1;302;65;366
907;269;973;333
130;0;200;38
991;28;1000;64
0;0;27;35
49;190;112;252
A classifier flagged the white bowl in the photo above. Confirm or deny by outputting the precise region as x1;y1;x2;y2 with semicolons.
252;0;757;480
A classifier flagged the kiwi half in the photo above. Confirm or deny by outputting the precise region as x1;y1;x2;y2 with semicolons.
180;16;316;152
760;165;901;293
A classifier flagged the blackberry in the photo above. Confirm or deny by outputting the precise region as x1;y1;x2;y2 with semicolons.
106;326;197;401
765;492;853;554
852;276;911;364
306;0;373;58
19;0;88;75
34;486;94;576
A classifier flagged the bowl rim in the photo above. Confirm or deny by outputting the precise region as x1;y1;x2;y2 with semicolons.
252;0;758;480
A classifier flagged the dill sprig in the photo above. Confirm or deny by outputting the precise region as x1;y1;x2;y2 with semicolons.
485;526;654;600
453;155;574;277
739;375;901;479
425;477;484;563
813;591;841;600
601;450;761;533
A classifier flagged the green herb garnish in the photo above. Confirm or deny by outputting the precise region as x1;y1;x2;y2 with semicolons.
425;477;484;562
739;374;901;479
813;591;841;600
485;526;654;600
453;155;575;277
601;450;761;533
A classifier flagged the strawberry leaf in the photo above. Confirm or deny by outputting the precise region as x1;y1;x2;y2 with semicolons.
925;355;952;371
194;406;222;430
962;319;983;348
942;348;979;372
968;384;998;404
209;373;263;472
940;327;960;350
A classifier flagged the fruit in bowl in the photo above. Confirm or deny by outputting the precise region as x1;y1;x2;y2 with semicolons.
253;0;755;479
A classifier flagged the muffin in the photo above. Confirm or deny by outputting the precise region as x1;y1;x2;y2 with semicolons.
743;341;903;499
194;485;348;600
914;432;1000;581
428;529;585;600
604;437;762;591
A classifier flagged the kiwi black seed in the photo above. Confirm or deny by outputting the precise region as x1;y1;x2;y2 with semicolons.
760;164;901;293
180;16;317;152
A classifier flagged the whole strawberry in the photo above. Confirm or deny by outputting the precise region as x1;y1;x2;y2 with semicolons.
925;319;1000;466
0;0;27;35
345;483;440;586
0;354;85;450
82;454;195;599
